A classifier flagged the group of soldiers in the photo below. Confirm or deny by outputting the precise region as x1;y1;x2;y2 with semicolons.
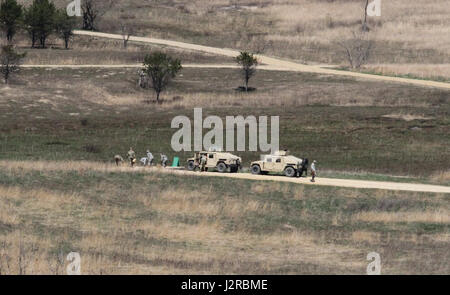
192;153;208;172
114;147;168;168
114;149;317;182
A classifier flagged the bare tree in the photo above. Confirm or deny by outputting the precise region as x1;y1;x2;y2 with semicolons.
0;45;25;84
248;34;273;54
337;31;373;69
17;239;39;275
81;0;116;31
231;13;272;55
120;23;134;49
0;241;12;275
47;251;65;275
362;0;370;32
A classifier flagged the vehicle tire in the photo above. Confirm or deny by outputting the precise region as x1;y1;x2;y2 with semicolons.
284;166;296;177
230;165;238;173
217;162;227;173
251;165;261;175
187;161;195;171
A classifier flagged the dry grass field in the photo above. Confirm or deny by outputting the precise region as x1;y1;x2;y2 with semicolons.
362;64;450;82
9;36;232;65
0;161;448;274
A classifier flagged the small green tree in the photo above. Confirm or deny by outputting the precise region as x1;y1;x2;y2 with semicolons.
236;51;258;92
23;0;56;48
0;0;23;42
143;52;182;101
55;9;76;49
0;45;26;84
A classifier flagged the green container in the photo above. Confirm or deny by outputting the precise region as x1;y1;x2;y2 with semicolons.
172;157;180;167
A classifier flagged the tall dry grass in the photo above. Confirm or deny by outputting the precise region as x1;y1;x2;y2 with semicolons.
363;64;450;82
59;80;436;109
262;0;450;52
430;171;450;183
0;161;448;274
0;181;364;274
353;210;450;224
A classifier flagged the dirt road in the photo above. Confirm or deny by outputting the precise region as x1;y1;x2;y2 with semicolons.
74;30;450;90
169;169;450;194
20;64;287;71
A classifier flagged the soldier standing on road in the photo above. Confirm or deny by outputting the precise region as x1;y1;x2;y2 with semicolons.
296;160;302;178
127;147;136;168
146;150;154;166
160;154;168;168
310;160;317;182
200;154;207;172
300;158;309;177
193;153;200;171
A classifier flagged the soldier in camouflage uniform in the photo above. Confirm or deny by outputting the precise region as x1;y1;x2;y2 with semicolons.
200;154;207;172
160;154;168;168
138;70;149;88
127;147;136;167
310;160;317;182
114;155;124;166
146;150;154;166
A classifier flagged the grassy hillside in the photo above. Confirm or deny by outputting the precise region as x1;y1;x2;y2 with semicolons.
0;161;448;274
1;67;449;181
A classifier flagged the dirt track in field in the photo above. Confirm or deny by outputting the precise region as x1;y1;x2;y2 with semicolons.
73;30;450;90
20;64;287;71
169;169;450;194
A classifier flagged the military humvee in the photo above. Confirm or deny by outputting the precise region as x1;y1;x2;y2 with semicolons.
187;151;242;173
250;150;303;177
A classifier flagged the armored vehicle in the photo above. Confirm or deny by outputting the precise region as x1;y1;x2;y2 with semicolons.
187;151;242;173
250;150;303;177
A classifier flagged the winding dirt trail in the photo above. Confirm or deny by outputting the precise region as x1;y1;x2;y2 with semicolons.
74;30;450;90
